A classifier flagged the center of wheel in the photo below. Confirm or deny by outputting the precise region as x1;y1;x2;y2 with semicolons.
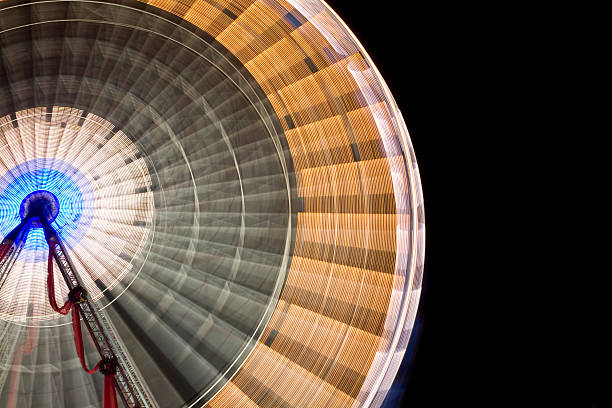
19;190;60;227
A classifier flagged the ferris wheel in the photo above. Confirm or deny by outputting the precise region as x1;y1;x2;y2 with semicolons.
0;0;425;407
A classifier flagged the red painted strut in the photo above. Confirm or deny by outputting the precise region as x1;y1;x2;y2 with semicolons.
0;212;153;408
46;240;118;408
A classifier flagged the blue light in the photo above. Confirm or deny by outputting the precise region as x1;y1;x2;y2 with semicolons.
0;159;94;259
20;190;60;225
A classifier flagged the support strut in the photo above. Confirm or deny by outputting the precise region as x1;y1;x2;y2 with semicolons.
41;217;154;408
0;218;33;293
0;213;155;408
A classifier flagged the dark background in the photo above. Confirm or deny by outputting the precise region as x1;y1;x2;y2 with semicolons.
320;4;612;408
321;3;611;408
320;1;460;406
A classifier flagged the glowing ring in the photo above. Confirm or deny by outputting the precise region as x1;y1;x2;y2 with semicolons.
0;1;424;407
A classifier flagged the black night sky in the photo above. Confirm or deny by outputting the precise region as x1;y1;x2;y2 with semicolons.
320;1;453;406
321;3;612;407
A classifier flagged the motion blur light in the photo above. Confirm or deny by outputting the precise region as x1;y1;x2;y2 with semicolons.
0;110;153;323
0;162;94;255
0;0;424;406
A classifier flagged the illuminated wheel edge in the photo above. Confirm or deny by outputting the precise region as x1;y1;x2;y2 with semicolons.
0;0;426;406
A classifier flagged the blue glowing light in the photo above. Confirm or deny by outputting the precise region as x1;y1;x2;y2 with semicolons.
0;159;94;258
20;190;61;225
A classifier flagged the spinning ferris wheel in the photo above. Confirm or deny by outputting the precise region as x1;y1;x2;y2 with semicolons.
0;0;424;407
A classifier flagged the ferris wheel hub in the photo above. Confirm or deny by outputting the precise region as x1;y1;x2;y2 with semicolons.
19;190;60;227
